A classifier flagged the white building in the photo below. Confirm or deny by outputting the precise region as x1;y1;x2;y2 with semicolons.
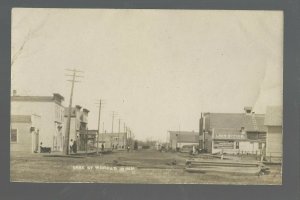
11;92;65;152
10;114;41;152
264;106;282;163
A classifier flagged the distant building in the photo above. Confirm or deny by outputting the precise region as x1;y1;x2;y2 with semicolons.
11;92;65;152
10;114;41;152
264;106;282;163
91;131;128;149
201;107;267;154
64;105;89;151
168;131;199;150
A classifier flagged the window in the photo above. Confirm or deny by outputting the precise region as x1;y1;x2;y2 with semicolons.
11;129;17;142
236;141;239;149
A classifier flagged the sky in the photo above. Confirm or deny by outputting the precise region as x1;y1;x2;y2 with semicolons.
11;9;283;141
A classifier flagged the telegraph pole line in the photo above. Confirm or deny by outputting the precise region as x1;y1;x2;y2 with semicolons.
96;99;103;154
64;68;84;155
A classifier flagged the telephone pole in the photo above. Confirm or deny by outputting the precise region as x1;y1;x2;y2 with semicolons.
111;111;117;133
64;68;83;155
199;113;204;149
96;99;103;154
118;118;121;146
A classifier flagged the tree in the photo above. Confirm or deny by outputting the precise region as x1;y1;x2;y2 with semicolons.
11;14;49;67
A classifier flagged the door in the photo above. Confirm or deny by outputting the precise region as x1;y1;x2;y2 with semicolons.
34;131;39;152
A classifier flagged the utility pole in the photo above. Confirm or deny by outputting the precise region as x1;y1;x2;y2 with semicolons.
118;118;121;147
64;68;83;155
111;111;117;133
96;99;103;154
199;113;204;150
102;122;105;148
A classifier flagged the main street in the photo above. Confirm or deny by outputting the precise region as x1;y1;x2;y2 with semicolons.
11;149;281;184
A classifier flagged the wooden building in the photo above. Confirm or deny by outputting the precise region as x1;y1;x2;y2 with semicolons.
11;92;65;152
64;105;90;151
264;106;282;163
201;107;267;154
10;114;41;152
168;131;199;150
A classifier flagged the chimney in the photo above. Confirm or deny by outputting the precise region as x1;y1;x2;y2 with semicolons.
244;106;252;115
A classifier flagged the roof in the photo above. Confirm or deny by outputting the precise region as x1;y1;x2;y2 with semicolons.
83;108;90;113
11;115;31;123
205;113;267;132
11;93;64;105
208;113;244;129
243;114;267;132
264;106;282;126
169;131;199;143
11;96;54;102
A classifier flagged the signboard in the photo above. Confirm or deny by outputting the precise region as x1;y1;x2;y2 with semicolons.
213;141;234;149
213;130;246;140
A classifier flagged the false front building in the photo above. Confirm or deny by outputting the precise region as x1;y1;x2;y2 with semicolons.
88;130;128;150
64;105;89;151
11;92;65;152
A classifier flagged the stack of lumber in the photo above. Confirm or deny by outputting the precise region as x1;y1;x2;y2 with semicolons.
185;159;267;175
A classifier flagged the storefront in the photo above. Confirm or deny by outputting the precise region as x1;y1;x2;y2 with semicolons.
211;128;264;155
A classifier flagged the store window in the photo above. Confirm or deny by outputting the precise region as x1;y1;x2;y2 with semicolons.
236;141;239;149
11;129;17;142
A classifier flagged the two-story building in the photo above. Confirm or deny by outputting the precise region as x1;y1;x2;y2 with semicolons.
11;92;65;152
64;105;89;151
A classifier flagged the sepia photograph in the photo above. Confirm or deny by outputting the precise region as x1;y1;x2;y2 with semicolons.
10;8;283;184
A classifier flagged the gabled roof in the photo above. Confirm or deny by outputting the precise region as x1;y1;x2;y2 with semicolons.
205;113;267;132
264;106;282;126
243;114;267;132
11;115;31;123
208;113;244;129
